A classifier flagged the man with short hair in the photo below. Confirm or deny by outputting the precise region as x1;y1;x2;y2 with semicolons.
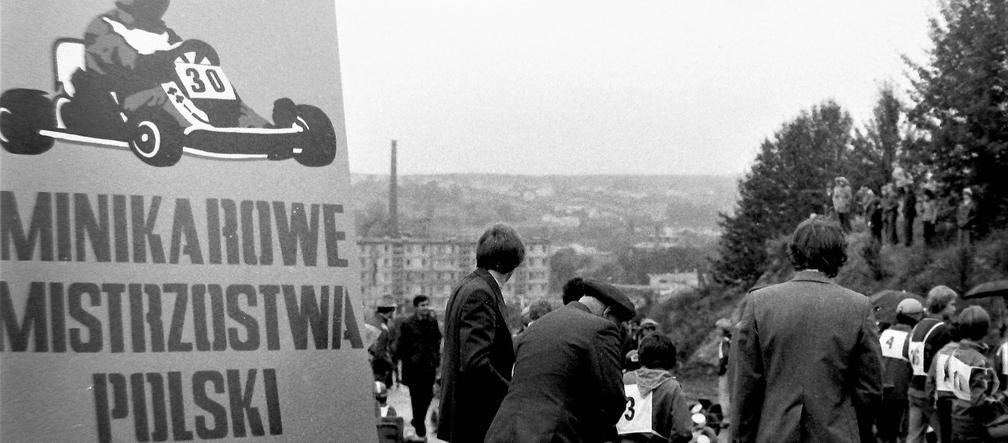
618;334;692;443
486;277;634;442
438;224;525;443
731;217;883;442
395;295;442;442
906;285;958;443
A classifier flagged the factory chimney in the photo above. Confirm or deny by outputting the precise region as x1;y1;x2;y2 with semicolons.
389;139;399;238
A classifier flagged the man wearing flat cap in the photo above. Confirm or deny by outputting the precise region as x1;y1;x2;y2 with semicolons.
486;277;634;442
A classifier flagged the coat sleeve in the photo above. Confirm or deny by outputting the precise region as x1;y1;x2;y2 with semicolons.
851;304;884;442
592;322;627;440
458;289;509;390
666;383;693;443
729;294;763;443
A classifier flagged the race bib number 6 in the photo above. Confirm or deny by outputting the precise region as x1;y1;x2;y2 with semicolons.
174;63;237;100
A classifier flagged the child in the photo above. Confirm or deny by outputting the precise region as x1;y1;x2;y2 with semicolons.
945;307;1008;442
617;335;692;443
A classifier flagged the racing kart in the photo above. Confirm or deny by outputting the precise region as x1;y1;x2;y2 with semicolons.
0;38;337;167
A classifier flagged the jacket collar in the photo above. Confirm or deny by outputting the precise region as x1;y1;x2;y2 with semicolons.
474;268;505;310
567;301;591;314
791;270;833;284
958;339;989;353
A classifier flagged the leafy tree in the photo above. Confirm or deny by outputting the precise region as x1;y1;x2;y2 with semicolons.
904;0;1008;230
848;83;908;192
713;101;854;285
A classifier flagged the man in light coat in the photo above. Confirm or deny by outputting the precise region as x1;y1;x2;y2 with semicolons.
730;217;883;442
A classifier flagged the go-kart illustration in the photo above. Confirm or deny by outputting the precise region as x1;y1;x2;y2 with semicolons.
0;38;337;167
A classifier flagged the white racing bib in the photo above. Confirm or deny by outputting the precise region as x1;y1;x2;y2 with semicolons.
617;384;660;437
935;352;954;393
1000;342;1008;376
879;329;909;360
947;355;975;401
908;321;944;376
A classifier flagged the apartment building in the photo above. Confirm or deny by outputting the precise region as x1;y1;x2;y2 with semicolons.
357;237;551;313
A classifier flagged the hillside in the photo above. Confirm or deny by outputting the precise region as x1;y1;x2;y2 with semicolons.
350;173;737;249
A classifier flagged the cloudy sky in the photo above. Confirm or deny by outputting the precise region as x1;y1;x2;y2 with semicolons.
333;0;937;176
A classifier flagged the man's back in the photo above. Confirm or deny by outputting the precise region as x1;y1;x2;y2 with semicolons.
438;269;514;443
486;302;625;442
731;270;883;443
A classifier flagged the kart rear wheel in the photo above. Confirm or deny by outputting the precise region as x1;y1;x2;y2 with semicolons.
0;89;55;155
294;104;337;167
128;112;182;167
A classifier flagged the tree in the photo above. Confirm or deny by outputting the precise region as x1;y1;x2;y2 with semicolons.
904;0;1008;231
548;247;590;292
848;83;908;193
713;101;855;285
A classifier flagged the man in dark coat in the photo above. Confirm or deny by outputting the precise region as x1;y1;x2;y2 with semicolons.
486;278;635;443
730;217;883;443
437;224;525;443
365;302;396;388
394;295;442;442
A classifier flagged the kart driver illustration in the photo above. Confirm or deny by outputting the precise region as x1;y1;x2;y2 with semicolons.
62;0;294;134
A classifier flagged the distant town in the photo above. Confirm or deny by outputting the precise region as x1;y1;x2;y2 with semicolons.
351;148;738;314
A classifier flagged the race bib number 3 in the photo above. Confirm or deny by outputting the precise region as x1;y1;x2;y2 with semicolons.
617;384;657;437
879;329;909;360
174;63;237;100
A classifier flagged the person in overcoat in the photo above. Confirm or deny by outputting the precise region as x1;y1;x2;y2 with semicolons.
730;217;883;443
437;224;525;443
485;278;635;443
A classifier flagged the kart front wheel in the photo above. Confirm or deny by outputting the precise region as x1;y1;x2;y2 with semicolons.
0;89;55;155
294;104;337;167
128;112;182;167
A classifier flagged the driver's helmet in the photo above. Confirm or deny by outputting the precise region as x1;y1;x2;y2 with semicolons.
116;0;170;21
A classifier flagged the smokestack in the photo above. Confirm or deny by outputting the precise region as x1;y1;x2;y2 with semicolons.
389;139;399;238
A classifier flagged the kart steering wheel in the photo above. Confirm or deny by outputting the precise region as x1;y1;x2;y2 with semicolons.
173;39;219;66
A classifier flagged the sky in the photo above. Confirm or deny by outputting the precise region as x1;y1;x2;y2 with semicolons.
333;0;938;176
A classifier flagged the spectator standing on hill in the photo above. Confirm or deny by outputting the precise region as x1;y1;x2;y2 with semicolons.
832;176;853;232
617;334;692;443
486;278;634;442
394;295;442;442
876;298;923;443
730;217;882;443
957;188;977;246
883;184;900;245
865;188;884;244
902;185;918;246
438;224;525;443
921;189;938;246
906;286;958;443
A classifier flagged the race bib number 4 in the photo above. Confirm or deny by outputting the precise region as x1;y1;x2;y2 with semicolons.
879;329;909;360
617;384;657;437
174;63;237;100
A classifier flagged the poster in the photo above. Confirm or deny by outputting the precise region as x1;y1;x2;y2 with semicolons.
0;1;374;441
